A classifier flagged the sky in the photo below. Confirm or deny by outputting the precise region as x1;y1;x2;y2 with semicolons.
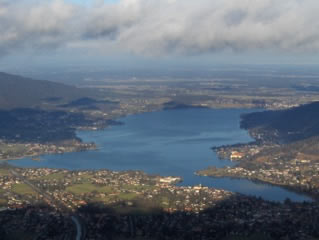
1;0;319;72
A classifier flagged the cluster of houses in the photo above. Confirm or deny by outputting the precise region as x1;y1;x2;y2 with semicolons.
10;167;234;213
82;193;319;240
200;157;319;196
0;141;95;161
1;166;319;239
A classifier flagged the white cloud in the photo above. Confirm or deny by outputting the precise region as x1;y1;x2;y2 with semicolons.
0;0;319;56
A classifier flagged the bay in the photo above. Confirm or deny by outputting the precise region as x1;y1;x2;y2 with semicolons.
10;108;312;202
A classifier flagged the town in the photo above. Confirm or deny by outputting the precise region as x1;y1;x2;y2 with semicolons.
1;72;319;239
0;140;96;161
1;164;319;239
0;165;232;213
200;132;319;199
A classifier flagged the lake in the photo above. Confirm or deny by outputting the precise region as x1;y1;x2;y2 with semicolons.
9;108;312;202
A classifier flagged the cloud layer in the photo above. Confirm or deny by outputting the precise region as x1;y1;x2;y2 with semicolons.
1;0;319;56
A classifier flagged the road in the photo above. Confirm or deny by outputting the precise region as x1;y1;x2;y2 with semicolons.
9;168;86;240
71;216;82;240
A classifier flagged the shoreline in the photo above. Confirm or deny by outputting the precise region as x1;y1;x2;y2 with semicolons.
0;141;97;163
195;171;316;202
3;106;313;203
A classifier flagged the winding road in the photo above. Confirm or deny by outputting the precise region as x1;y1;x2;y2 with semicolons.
9;168;86;240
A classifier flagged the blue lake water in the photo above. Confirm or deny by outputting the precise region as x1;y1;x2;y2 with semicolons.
9;108;312;202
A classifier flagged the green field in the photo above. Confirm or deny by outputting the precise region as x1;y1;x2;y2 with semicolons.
117;192;138;201
38;172;66;180
0;168;10;176
66;183;113;195
122;184;154;191
11;183;37;196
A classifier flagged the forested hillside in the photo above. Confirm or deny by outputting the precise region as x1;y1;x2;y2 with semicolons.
0;72;97;109
241;101;319;142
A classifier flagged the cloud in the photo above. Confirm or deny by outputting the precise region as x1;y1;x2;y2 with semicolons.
0;0;76;55
0;0;319;56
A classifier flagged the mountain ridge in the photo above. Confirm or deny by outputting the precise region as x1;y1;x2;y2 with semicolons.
241;101;319;142
0;72;97;109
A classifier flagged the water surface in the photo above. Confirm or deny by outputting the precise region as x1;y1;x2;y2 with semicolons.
10;108;312;202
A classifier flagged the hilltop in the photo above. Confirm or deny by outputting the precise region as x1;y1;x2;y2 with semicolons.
240;101;319;143
0;72;98;109
0;72;118;158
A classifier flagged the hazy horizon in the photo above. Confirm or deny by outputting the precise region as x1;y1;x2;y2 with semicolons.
1;0;319;74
